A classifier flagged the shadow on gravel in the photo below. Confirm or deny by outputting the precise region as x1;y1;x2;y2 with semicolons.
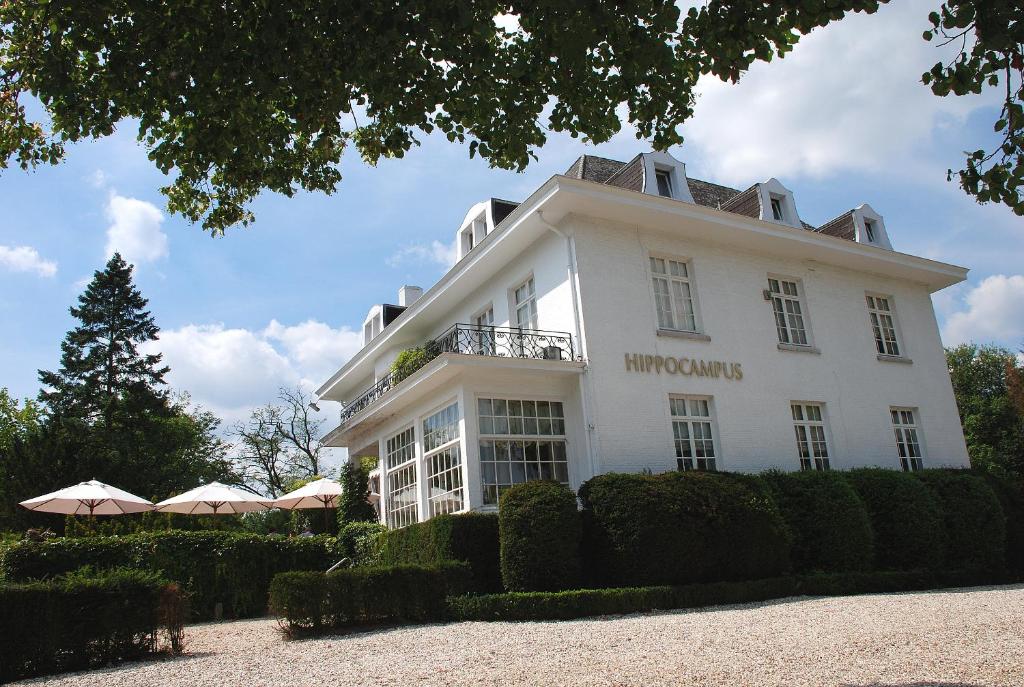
17;653;218;685
844;683;991;686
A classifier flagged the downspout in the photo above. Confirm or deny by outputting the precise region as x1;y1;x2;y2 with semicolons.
536;211;598;482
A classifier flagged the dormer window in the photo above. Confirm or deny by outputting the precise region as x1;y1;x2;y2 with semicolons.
655;169;673;198
461;225;475;255
770;197;784;221
754;179;802;229
864;219;876;243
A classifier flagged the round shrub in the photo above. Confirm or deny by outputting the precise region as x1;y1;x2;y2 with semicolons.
499;481;581;592
844;468;945;571
916;470;1006;575
578;471;790;588
760;471;874;573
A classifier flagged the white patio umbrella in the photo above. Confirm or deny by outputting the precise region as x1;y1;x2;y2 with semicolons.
155;481;272;515
273;478;343;530
19;479;155;517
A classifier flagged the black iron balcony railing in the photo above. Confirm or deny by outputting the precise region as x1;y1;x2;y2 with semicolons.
338;324;575;426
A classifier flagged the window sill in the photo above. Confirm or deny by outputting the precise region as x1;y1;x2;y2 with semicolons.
777;342;821;355
877;354;913;365
656;329;711;342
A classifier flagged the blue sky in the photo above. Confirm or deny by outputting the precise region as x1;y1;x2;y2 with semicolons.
1;0;1022;435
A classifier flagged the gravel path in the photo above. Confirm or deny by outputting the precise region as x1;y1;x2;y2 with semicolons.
18;585;1024;687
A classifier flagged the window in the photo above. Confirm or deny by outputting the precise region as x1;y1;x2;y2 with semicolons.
472;307;495;355
864;219;876;243
670;397;717;471
462;226;474;254
792;403;830;471
769;278;809;346
891;408;924;472
866;294;900;357
655;169;673;197
650;257;697;332
385;427;418;528
478;398;568;506
513;277;538;329
770;197;784;221
423;402;463;517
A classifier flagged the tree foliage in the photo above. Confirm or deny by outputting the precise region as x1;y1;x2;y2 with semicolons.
946;343;1024;478
2;0;898;234
922;1;1024;215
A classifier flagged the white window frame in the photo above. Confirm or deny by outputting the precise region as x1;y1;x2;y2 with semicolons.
791;402;831;471
471;304;495;355
512;276;538;330
865;293;903;357
891;407;925;472
669;395;719;471
422;401;465;518
654;168;673;198
383;425;418;528
768;275;812;346
770;195;785;221
477;396;569;507
649;254;701;333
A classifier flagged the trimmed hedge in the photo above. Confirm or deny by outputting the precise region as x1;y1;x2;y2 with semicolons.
499;481;581;592
578;472;791;587
449;570;994;623
916;470;1006;574
0;530;341;620
844;468;946;571
378;512;500;591
269;561;471;635
0;567;186;683
981;475;1024;578
761;471;874;573
337;521;386;566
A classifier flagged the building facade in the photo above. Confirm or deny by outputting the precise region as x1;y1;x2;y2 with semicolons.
316;151;970;527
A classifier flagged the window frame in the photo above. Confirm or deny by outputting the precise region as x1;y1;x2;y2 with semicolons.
791;401;832;471
768;275;813;347
421;401;465;518
476;395;570;507
654;168;673;198
648;253;702;334
511;275;538;330
668;395;721;472
865;292;903;358
891;406;925;472
383;424;419;529
770;195;785;221
471;304;496;355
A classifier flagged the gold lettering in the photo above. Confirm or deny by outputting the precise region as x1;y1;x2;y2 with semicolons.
680;358;691;375
644;355;655;372
654;356;665;373
625;353;639;372
733;363;743;381
697;360;708;377
713;361;722;378
723;363;735;380
664;357;678;374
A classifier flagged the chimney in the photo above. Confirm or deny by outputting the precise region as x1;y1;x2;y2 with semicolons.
398;285;423;307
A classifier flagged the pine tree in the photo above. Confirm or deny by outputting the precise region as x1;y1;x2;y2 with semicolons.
38;253;169;426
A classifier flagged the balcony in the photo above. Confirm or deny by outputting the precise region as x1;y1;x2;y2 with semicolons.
338;324;576;427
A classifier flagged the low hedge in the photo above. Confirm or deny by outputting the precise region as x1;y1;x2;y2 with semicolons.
449;569;995;623
843;468;945;571
760;471;874;573
0;567;186;683
499;481;581;592
915;471;1006;574
578;472;791;587
0;530;341;620
378;512;500;592
269;561;471;635
981;475;1024;578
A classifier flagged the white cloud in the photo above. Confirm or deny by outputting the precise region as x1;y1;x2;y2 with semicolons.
145;319;361;425
682;0;997;185
0;245;57;277
104;194;168;264
941;275;1024;347
386;239;458;270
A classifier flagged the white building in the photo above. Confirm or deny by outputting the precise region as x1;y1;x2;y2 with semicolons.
316;151;970;528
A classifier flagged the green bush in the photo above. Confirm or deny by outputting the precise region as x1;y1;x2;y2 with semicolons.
578;471;791;587
760;471;874;573
379;512;500;591
0;530;341;620
269;561;471;635
981;474;1024;578
0;567;186;682
916;470;1007;574
391;347;437;383
499;481;581;592
337;521;386;566
844;468;945;571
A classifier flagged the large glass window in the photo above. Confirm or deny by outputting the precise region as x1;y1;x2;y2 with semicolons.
385;426;418;528
478;398;568;506
423;402;464;517
792;402;830;471
670;397;717;471
769;278;809;346
866;294;901;357
650;257;697;332
513;277;538;329
891;408;924;472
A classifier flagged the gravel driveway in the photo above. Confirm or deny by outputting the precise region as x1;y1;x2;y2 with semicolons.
18;584;1024;687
